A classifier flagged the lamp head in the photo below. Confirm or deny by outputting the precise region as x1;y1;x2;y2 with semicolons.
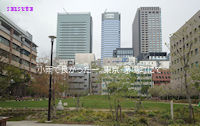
48;36;56;41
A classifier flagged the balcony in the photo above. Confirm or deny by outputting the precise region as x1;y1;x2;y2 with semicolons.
23;41;31;48
31;68;36;73
0;29;10;40
0;25;10;35
21;65;30;71
31;59;37;65
11;60;20;67
0;57;9;64
32;47;37;53
12;49;20;57
0;42;10;52
21;54;30;61
22;45;31;52
31;51;37;56
13;34;21;43
13;37;22;46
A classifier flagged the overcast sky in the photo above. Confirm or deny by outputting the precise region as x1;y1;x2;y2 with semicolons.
0;0;199;59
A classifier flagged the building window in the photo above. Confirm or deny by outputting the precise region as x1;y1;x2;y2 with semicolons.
194;28;197;33
12;54;20;63
0;49;9;58
194;38;198;43
22;59;30;67
195;61;199;67
195;48;198;55
0;35;10;47
191;50;193;56
191;63;194;68
12;43;21;52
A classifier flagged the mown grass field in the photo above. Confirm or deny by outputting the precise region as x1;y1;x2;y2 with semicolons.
0;95;194;111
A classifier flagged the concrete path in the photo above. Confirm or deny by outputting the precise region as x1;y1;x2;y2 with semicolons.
7;121;93;126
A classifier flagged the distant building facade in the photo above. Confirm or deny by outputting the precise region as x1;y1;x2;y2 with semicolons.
101;12;120;60
103;57;137;66
113;48;134;58
138;52;168;61
132;7;162;58
0;12;37;73
56;13;92;59
170;10;200;84
67;65;90;96
90;61;101;95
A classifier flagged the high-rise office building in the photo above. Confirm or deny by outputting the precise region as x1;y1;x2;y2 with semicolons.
132;7;162;58
101;12;120;61
56;13;92;59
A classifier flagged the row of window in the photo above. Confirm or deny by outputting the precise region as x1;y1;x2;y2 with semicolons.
0;35;35;57
155;76;170;79
154;71;170;74
0;35;10;46
0;48;36;69
172;61;199;74
171;36;200;50
154;81;170;84
171;48;199;65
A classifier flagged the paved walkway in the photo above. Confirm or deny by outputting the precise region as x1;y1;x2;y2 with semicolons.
7;121;93;126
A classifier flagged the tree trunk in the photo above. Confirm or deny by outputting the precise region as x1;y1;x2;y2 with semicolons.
108;94;114;121
119;105;122;121
52;79;56;119
76;95;80;111
114;99;119;122
184;70;193;123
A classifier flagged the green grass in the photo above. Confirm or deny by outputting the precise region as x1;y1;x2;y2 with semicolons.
0;95;191;111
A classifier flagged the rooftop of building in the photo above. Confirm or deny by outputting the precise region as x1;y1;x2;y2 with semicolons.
170;10;200;39
139;7;160;10
0;12;38;47
58;12;91;15
115;48;133;50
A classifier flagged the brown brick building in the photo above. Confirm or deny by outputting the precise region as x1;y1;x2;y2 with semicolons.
152;69;170;85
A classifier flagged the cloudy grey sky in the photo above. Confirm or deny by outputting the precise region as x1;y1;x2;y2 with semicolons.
0;0;199;59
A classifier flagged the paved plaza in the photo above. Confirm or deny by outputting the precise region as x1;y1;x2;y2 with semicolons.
7;121;93;126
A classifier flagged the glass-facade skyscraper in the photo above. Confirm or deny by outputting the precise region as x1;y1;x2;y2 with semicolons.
56;13;92;59
101;12;120;60
132;7;162;58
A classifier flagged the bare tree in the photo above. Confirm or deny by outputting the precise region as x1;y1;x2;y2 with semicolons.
170;20;200;123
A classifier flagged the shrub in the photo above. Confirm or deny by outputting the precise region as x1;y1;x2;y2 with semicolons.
161;113;171;120
148;112;156;117
139;117;148;125
175;119;185;124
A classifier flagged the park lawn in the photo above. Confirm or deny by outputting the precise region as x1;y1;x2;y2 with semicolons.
0;95;189;111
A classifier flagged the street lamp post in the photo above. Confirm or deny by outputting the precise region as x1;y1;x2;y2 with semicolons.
48;35;56;121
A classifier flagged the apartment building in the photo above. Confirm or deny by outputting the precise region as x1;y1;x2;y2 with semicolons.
0;12;37;73
170;10;200;84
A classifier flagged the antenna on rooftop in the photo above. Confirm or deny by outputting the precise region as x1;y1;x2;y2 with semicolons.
63;8;68;14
